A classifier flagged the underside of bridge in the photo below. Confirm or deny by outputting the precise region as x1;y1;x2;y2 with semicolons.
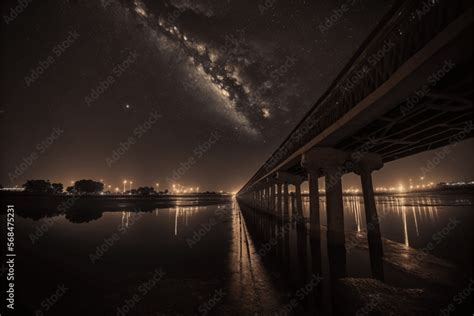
238;0;473;189
236;0;473;263
285;55;473;178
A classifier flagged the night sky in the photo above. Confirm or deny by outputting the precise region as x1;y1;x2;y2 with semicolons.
1;0;473;191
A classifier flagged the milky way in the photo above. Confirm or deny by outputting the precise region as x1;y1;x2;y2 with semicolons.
103;0;306;139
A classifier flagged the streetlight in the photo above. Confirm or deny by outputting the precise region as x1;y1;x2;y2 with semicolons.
129;181;133;192
123;180;127;193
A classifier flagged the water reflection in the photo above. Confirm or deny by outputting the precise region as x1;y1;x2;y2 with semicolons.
239;193;472;314
2;194;471;315
227;200;283;314
121;211;130;229
299;194;472;254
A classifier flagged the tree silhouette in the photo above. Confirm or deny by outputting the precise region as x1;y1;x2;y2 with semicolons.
51;183;63;194
23;180;53;194
66;186;76;194
74;180;104;194
136;186;155;195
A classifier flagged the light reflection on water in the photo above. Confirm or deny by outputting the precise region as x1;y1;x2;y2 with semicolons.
1;194;472;315
299;194;472;264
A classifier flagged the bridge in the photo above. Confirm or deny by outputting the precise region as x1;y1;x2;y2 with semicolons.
237;0;473;269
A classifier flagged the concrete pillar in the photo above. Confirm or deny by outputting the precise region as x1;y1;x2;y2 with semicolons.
294;181;303;218
283;182;289;219
325;166;345;247
301;152;322;239
276;183;282;215
277;172;305;222
354;153;384;280
270;183;275;212
307;148;348;247
264;186;269;210
290;192;296;218
308;172;320;237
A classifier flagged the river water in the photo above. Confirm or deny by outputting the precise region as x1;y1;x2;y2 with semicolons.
1;193;472;315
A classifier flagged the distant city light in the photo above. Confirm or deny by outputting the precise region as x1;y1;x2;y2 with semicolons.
398;184;405;193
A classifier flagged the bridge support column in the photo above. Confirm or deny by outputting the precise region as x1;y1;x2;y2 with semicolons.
308;172;320;238
301;153;321;239
277;172;305;221
311;148;348;247
264;185;269;211
325;166;345;247
270;183;276;212
276;183;282;216
283;182;289;220
303;148;347;245
354;153;385;280
294;181;303;219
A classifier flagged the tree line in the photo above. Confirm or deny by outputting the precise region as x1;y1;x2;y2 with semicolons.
21;179;163;195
